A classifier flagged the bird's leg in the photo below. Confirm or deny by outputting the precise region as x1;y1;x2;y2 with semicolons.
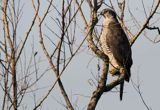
119;67;126;80
109;65;121;76
110;68;119;76
110;66;127;79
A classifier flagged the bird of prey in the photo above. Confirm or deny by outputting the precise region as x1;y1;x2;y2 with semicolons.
99;8;133;100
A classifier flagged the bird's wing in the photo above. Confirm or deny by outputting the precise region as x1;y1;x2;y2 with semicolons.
106;21;132;69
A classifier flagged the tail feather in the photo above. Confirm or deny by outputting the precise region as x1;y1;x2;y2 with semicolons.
125;69;131;82
120;81;124;101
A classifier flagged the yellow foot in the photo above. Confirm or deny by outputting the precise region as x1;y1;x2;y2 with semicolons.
110;68;119;76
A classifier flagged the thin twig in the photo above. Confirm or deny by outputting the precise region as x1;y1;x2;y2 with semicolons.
130;0;160;46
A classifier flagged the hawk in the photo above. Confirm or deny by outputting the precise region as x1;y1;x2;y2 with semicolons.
99;8;133;100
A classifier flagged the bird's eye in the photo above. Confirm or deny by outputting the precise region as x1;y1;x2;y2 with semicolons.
108;11;113;15
109;11;113;15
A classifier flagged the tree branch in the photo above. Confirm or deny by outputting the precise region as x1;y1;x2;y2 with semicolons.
130;0;160;46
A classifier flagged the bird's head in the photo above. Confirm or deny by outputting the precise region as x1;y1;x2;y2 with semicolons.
100;8;117;19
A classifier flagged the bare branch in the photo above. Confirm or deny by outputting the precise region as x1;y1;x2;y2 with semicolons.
16;0;40;63
2;0;13;48
131;80;152;110
146;25;160;34
33;0;74;109
86;0;93;9
87;62;109;110
130;0;160;46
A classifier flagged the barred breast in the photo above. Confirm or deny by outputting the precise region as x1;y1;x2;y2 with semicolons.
100;26;119;70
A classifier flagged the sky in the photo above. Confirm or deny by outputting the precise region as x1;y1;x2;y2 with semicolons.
0;0;160;110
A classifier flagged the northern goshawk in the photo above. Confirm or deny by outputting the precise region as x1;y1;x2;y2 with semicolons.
99;8;133;100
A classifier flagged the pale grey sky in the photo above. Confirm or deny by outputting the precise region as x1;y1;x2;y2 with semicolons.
0;0;160;110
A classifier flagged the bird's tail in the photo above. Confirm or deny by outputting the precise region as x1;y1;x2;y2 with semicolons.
120;81;124;101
